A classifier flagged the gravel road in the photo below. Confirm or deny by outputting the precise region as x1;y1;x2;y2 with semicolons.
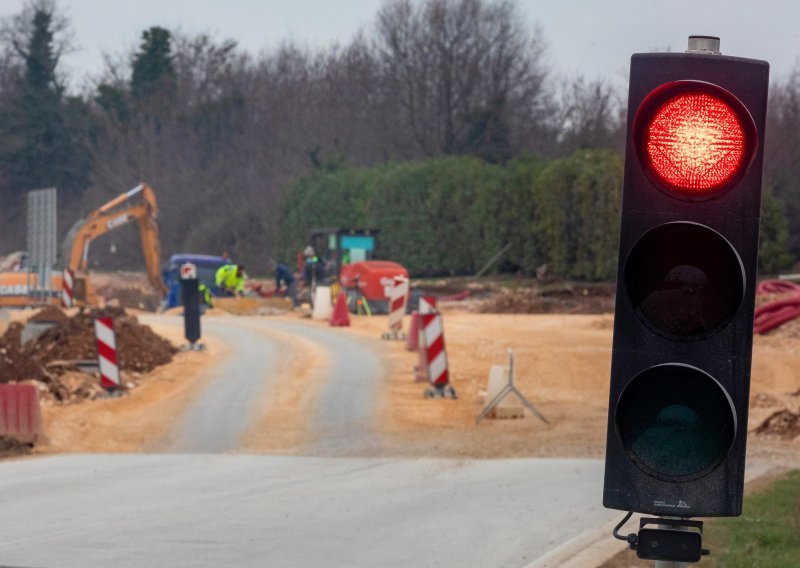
141;315;385;454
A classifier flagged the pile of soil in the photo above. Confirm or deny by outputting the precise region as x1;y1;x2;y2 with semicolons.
91;272;162;311
0;306;177;399
476;283;615;314
756;409;800;440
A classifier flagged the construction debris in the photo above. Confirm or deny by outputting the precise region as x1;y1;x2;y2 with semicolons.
0;306;176;402
755;409;800;440
476;284;615;314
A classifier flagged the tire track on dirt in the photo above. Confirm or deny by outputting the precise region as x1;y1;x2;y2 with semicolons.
224;318;387;456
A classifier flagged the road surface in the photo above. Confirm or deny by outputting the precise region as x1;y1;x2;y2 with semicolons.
0;454;614;568
0;315;624;567
146;315;385;454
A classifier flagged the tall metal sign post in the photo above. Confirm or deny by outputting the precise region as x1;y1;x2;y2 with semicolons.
27;188;58;303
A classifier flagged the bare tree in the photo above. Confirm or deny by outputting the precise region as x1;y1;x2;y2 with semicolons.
555;75;625;155
374;0;554;161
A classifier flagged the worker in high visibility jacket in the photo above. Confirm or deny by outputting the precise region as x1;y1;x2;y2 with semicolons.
215;263;246;296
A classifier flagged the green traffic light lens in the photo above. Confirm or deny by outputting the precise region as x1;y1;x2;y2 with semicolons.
624;222;744;339
616;364;736;481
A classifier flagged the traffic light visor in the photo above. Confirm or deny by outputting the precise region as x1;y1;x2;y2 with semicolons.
634;81;757;199
616;364;736;481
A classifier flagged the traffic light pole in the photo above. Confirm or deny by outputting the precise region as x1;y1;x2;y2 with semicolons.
653;519;689;568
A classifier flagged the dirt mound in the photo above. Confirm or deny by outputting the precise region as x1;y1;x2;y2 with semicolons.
29;306;70;324
0;306;177;398
756;409;800;440
91;272;162;311
477;284;615;314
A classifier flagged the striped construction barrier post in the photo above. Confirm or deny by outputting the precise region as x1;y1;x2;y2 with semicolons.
414;297;436;382
0;384;43;443
382;275;409;340
60;268;74;308
416;297;456;399
94;317;121;390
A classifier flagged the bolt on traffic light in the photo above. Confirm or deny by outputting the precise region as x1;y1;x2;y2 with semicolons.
603;37;769;517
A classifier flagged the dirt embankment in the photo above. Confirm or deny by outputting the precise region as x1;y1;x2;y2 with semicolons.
0;306;176;403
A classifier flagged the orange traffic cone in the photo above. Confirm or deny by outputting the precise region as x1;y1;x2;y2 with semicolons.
329;292;351;327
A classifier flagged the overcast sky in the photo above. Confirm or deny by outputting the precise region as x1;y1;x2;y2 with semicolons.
1;0;798;88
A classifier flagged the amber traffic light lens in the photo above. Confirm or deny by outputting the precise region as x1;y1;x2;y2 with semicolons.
635;82;756;198
616;364;736;481
624;222;744;339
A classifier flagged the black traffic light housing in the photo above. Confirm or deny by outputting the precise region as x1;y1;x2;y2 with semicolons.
603;47;769;517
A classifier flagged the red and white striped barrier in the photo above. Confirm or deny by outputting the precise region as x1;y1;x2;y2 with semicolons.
421;310;448;386
414;297;437;381
61;268;74;308
94;317;120;389
415;297;457;398
382;275;409;340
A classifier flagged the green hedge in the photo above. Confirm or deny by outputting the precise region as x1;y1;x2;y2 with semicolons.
277;149;791;280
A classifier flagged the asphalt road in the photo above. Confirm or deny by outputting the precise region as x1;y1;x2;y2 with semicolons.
0;454;615;568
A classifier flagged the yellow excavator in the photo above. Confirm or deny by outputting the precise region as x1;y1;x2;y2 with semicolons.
63;182;167;304
0;183;167;307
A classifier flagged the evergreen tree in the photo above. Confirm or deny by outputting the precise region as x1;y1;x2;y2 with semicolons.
0;1;90;201
130;26;176;102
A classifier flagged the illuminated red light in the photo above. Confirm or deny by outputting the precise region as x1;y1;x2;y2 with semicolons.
645;93;746;192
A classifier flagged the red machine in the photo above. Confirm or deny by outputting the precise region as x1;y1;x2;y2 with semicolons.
300;228;409;313
340;260;409;313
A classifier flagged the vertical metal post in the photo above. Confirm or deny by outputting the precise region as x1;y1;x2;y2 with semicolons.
26;188;57;303
180;263;201;346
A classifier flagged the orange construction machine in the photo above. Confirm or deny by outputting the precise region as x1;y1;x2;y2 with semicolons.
0;183;167;307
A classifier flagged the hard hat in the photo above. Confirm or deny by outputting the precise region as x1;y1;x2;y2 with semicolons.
303;246;315;257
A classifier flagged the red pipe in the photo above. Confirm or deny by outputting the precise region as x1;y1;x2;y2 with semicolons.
754;279;800;334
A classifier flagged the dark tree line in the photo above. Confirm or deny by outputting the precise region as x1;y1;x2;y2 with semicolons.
0;0;793;277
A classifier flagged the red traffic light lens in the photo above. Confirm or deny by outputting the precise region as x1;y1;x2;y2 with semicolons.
635;81;757;199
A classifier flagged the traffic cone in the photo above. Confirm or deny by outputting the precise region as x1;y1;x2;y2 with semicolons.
406;311;420;351
330;292;351;327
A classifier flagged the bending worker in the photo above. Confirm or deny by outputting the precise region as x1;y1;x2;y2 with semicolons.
271;260;299;308
215;263;246;297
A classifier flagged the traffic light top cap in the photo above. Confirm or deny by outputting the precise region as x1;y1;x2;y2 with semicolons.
631;51;769;70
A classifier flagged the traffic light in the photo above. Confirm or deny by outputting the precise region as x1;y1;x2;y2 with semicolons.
603;37;769;517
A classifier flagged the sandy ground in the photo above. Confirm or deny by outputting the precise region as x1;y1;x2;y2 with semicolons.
38;323;226;453
31;306;800;463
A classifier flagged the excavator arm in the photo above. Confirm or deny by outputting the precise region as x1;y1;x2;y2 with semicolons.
63;183;167;296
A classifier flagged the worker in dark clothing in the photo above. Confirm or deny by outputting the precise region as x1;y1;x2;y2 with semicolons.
272;261;299;308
